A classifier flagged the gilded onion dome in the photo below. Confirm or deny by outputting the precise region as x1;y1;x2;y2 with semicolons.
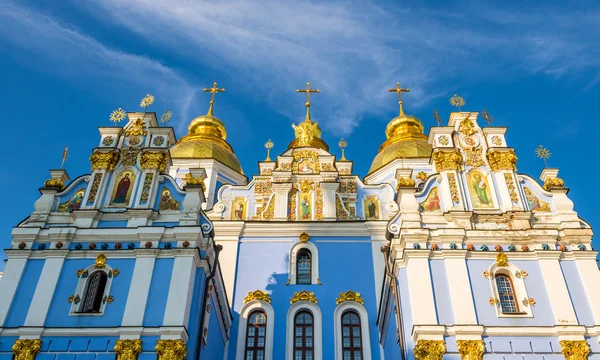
368;84;432;173
170;94;243;173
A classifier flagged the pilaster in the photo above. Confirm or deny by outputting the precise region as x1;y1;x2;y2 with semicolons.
537;251;578;324
122;252;157;326
404;250;437;325
163;254;196;326
272;182;293;221
0;252;30;326
571;251;600;323
24;251;68;326
320;182;339;221
442;250;478;324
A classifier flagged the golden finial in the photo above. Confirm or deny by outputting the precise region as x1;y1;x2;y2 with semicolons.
481;109;493;126
60;146;69;169
535;145;551;168
450;94;465;111
338;138;348;161
140;94;155;111
109;108;127;123
388;82;410;116
160;110;172;126
203;82;226;116
433;109;442;126
264;139;274;161
296;82;321;121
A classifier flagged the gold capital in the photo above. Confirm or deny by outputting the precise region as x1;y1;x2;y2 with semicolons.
90;150;120;171
203;82;225;116
156;340;186;360
432;149;463;172
140;150;169;173
12;339;41;360
560;340;590;360
487;149;517;171
388;82;410;116
114;340;142;360
414;340;446;360
457;340;485;360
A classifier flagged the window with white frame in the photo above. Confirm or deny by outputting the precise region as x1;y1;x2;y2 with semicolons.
488;264;533;317
334;301;372;360
70;264;113;316
287;302;322;360
289;241;319;285
236;300;275;360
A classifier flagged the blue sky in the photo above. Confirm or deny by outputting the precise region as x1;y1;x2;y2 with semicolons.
1;1;599;269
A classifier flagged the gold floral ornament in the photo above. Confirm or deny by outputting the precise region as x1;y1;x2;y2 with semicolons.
338;138;348;161
559;340;590;360
156;340;186;360
449;94;466;111
414;340;446;360
140;94;155;111
458;116;477;136
416;171;428;181
95;254;107;268
432;149;463;172
290;290;317;304
125;118;148;137
496;252;508;267
264;139;274;161
90;151;120;171
487;149;517;171
110;108;127;123
183;172;206;191
44;178;65;191
457;340;485;360
397;177;416;189
336;290;364;305
299;232;310;243
12;339;42;360
522;297;536;307
114;339;142;360
535;145;551;168
244;290;271;304
299;180;313;193
160;110;172;126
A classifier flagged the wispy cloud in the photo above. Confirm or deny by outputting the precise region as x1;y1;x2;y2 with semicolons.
0;3;199;126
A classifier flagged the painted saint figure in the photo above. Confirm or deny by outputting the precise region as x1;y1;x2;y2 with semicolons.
113;173;131;204
365;198;379;220
524;187;551;212
419;188;441;212
235;201;244;220
58;189;85;212
300;195;311;220
158;188;180;211
472;173;489;205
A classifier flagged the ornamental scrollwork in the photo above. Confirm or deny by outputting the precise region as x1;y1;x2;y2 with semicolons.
504;173;519;204
12;339;42;360
114;339;142;360
543;177;565;191
290;290;317;304
458;118;477;136
183;173;206;191
456;340;485;360
397;177;416;189
496;252;508;267
155;339;187;360
559;340;590;360
432;149;463;172
140;150;168;173
90;151;120;171
95;254;107;268
487;149;517;171
414;340;446;360
336;290;364;305
299;232;310;243
244;290;271;304
43;178;65;191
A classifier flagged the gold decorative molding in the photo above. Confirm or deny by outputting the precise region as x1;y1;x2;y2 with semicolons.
114;339;142;360
336;290;364;305
458;117;477;136
90;151;120;171
299;232;310;243
290;290;317;304
496;252;508;267
543;177;565;191
414;340;446;360
155;339;186;360
244;290;271;304
447;173;460;203
397;177;416;189
457;340;485;360
12;339;41;360
433;149;463;172
487;149;517;171
43;178;65;191
140;150;168;173
299;180;314;193
95;254;107;268
560;340;590;360
125;118;147;137
504;173;519;204
183;173;206;191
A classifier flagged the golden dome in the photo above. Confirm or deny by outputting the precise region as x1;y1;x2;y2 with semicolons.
368;112;432;174
170;101;243;173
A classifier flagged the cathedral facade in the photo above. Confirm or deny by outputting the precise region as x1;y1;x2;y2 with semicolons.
0;83;599;360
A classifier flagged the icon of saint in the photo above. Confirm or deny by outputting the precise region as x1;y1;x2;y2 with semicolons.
472;173;489;205
113;173;131;204
367;200;377;219
301;195;311;219
235;201;244;220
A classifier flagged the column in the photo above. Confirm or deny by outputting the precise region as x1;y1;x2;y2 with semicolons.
405;251;437;325
537;251;578;324
0;253;30;326
121;252;157;326
572;251;600;323
272;183;292;221
320;182;339;221
163;254;197;326
443;251;478;324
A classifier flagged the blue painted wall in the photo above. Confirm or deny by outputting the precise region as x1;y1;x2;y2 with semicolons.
5;259;45;327
199;296;225;360
185;267;207;359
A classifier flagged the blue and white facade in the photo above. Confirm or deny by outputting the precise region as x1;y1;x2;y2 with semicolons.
1;97;599;360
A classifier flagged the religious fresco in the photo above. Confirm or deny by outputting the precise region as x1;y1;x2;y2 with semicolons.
468;170;494;209
524;187;551;212
299;193;312;220
158;187;180;211
231;197;247;220
419;187;441;212
364;197;379;220
298;159;316;174
58;189;85;213
110;170;136;207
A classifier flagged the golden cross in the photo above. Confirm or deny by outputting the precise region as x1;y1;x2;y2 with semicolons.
203;82;225;115
296;82;321;107
388;82;410;116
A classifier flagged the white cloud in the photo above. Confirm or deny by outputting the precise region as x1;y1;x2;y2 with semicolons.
0;3;199;127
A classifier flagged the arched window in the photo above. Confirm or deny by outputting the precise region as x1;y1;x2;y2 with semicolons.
294;311;314;359
496;274;518;313
81;271;107;313
296;249;312;285
341;310;363;360
244;310;267;359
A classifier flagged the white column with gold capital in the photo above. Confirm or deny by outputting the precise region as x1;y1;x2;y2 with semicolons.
272;182;293;220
